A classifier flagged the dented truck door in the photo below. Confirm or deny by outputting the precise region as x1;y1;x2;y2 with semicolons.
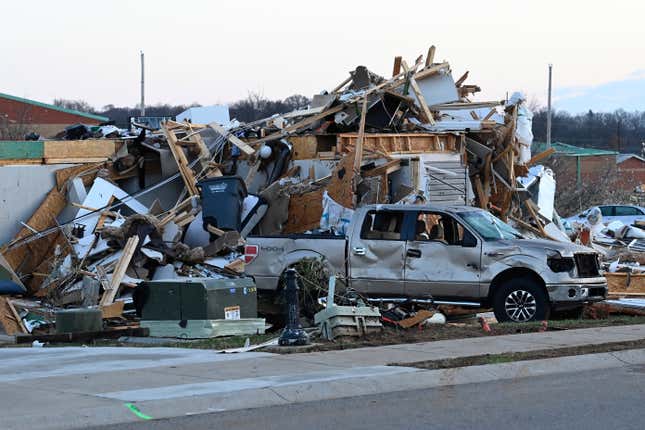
348;209;409;295
404;210;482;299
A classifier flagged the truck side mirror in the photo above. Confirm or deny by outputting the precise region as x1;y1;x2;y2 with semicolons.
462;230;477;248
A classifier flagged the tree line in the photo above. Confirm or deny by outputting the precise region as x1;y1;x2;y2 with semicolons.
53;92;311;128
532;108;645;154
54;97;645;154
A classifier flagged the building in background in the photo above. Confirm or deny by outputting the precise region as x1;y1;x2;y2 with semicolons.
0;92;108;138
616;153;645;190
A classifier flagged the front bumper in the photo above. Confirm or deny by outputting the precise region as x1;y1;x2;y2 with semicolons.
546;279;607;305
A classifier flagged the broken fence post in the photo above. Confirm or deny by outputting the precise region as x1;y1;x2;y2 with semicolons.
278;268;310;346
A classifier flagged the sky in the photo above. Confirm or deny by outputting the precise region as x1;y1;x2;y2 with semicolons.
2;0;645;113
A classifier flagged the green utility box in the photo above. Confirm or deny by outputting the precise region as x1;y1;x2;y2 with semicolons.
138;277;265;338
55;308;103;334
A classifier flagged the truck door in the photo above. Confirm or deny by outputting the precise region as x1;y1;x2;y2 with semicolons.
404;210;482;299
349;209;409;296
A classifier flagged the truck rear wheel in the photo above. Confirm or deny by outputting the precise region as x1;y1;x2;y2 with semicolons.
493;278;549;323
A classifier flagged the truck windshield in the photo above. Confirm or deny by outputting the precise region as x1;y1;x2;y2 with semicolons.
458;211;523;241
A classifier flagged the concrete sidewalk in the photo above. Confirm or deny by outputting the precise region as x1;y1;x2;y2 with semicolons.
2;324;645;429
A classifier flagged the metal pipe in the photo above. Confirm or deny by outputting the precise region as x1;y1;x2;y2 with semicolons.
366;297;481;307
546;63;552;148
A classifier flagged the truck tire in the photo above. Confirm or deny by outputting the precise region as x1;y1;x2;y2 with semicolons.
493;277;549;323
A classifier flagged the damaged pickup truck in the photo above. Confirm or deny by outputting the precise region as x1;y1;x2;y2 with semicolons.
245;205;607;322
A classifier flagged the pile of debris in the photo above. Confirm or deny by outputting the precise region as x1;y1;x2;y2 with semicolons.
0;44;591;339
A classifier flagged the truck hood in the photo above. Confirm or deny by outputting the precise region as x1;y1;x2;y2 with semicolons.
490;238;596;258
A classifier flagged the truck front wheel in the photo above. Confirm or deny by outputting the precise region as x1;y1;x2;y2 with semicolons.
493;278;549;323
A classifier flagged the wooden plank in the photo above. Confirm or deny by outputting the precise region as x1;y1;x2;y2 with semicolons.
398;309;435;328
392;56;402;77
163;125;199;196
425;45;436;66
208;122;255;155
7;299;27;333
332;75;352;93
528;147;556;166
43;140;117;159
0;296;25;335
353;97;368;174
402;60;435;125
363;160;402;177
411;62;450;81
251;104;346;145
44;157;110;164
455;71;469;87
99;236;139;306
54;163;103;188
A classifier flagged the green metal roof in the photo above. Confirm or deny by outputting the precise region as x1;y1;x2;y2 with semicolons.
0;92;109;122
532;141;619;157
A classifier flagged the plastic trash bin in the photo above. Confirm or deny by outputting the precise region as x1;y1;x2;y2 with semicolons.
198;176;248;232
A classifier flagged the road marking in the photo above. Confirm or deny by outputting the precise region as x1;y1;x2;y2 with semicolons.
97;366;419;401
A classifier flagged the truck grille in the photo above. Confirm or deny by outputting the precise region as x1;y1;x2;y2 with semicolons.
574;254;600;277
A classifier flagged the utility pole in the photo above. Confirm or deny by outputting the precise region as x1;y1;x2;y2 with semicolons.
140;51;145;117
546;63;552;148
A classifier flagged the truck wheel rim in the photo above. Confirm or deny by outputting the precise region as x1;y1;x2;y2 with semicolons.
504;290;537;322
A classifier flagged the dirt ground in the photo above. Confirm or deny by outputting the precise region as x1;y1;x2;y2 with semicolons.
263;314;645;354
400;339;645;370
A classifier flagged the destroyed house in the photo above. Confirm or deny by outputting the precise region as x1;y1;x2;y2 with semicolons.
0;92;108;138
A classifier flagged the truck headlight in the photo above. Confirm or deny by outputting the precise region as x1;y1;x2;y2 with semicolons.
546;250;575;273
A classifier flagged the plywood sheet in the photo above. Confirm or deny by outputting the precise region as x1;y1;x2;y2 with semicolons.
43;140;117;159
282;189;324;234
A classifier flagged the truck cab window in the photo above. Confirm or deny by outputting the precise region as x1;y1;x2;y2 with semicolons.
415;212;467;246
361;211;404;240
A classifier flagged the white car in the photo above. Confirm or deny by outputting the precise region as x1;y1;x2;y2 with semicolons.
565;205;645;227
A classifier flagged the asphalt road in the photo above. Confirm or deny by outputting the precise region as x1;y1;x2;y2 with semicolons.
91;364;645;430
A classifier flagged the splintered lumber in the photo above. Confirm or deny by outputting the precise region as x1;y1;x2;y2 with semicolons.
224;259;245;273
208;122;255;155
251;104;346;145
363;159;402;177
0;296;26;335
163;125;199;196
353;97;368;174
528;147;556;166
401;60;435;125
392;56;402;76
99;236;139;307
398;309;435;328
425;45;436;66
332;75;352;93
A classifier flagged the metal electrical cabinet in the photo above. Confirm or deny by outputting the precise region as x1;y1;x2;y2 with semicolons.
137;277;265;338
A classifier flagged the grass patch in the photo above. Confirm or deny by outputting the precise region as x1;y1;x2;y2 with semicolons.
396;339;645;370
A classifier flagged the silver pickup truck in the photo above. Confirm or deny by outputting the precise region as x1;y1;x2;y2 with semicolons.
244;204;607;322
